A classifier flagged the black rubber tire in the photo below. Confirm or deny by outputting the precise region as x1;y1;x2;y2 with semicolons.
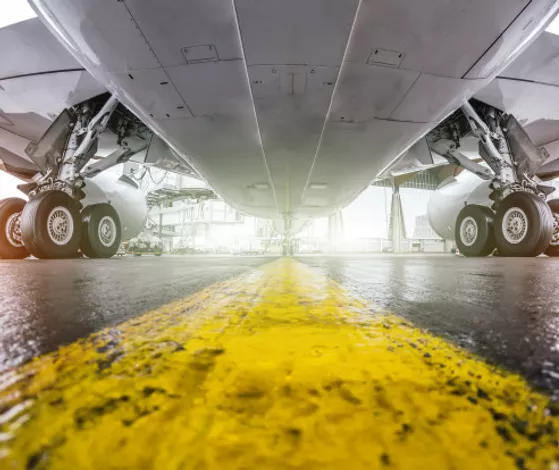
545;199;559;256
21;190;82;259
80;204;122;259
455;204;496;257
494;192;553;257
0;198;28;259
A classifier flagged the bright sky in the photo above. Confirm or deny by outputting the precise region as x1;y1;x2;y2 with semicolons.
547;13;559;36
0;172;26;200
297;185;432;241
0;0;36;29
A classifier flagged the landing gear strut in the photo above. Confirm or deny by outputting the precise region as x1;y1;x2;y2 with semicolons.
0;94;145;259
432;100;555;257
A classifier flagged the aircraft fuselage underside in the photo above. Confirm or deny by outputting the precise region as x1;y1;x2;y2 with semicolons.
29;0;559;222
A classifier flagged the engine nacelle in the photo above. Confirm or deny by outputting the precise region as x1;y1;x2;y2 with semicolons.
82;172;147;241
427;171;492;241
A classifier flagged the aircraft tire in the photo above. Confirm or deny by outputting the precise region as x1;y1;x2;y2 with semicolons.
80;204;122;259
0;198;28;259
455;204;496;257
545;199;559;256
21;190;82;259
494;191;552;257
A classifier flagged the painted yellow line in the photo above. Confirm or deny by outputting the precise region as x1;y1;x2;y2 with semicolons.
0;258;558;469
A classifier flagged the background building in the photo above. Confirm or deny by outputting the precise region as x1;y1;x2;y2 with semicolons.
126;162;448;254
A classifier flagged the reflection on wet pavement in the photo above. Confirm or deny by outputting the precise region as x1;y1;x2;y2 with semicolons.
298;255;559;395
0;256;276;371
2;258;557;469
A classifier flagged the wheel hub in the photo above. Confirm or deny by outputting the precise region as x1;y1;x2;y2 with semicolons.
550;213;559;246
5;212;23;247
47;207;74;246
98;216;117;248
459;216;478;247
502;207;528;244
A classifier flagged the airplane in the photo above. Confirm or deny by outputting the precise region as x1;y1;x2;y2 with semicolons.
1;0;559;259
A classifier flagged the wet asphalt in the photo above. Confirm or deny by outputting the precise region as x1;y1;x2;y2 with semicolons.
1;254;559;395
0;255;276;372
298;255;559;396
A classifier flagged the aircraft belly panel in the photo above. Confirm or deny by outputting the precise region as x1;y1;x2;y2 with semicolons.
29;0;559;220
304;0;559;217
236;0;359;215
305;119;429;211
345;0;530;78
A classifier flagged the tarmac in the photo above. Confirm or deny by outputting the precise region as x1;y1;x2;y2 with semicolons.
0;253;558;469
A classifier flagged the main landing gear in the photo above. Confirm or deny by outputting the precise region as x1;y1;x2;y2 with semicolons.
20;190;82;259
80;203;121;258
0;94;143;260
455;192;553;257
431;100;558;258
0;198;28;259
0;192;122;259
545;199;559;257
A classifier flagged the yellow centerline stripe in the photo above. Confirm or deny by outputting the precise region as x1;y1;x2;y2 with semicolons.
0;258;557;469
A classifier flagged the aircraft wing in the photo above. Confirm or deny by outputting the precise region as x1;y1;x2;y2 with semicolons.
474;30;559;159
380;29;559;185
0;18;199;182
0;17;103;182
0;18;105;143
